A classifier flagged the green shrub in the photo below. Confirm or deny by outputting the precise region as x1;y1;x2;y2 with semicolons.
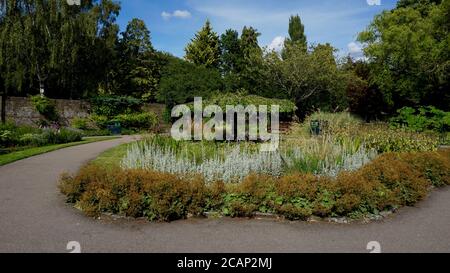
90;115;109;129
113;112;158;130
0;122;43;148
91;96;142;118
192;91;297;115
81;129;112;137
361;126;439;153
0;130;14;147
40;128;82;145
390;106;450;133
19;133;47;146
30;95;59;122
71;117;99;131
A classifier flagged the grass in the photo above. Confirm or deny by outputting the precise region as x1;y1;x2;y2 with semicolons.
90;141;131;169
0;136;120;166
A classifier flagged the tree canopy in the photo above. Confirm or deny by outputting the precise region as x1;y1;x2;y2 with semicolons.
184;19;220;69
358;0;449;111
282;14;307;58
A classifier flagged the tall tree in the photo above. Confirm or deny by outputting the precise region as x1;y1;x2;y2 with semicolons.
185;19;220;68
260;43;346;118
116;18;160;101
240;26;261;58
239;26;262;92
219;29;241;74
157;54;223;105
282;14;307;58
219;29;242;91
0;0;121;101
358;0;449;111
1;0;30;122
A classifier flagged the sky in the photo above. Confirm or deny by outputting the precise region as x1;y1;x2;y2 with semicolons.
116;0;398;59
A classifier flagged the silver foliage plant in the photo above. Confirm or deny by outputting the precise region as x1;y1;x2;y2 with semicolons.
121;139;378;183
121;141;283;183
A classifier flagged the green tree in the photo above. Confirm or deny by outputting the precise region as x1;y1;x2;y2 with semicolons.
397;0;442;9
157;54;223;105
282;14;307;58
0;0;121;101
219;29;243;91
220;29;241;74
358;0;449;111
240;26;261;58
239;26;262;92
185;19;220;68
261;43;346;118
343;57;386;121
116;18;160;101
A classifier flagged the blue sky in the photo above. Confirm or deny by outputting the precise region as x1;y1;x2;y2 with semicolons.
116;0;398;58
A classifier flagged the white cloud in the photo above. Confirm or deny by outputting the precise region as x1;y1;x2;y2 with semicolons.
161;11;172;20
348;42;361;54
267;36;285;52
173;10;192;19
161;10;192;20
347;41;365;60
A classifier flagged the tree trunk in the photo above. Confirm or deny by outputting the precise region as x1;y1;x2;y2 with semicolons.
1;87;7;124
39;81;45;97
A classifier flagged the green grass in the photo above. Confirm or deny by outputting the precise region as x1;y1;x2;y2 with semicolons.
0;136;120;166
90;142;132;169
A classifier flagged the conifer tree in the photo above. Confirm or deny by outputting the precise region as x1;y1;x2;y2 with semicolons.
185;19;220;68
283;14;307;58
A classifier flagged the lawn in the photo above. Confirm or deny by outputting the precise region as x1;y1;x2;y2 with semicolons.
0;136;120;166
90;140;132;169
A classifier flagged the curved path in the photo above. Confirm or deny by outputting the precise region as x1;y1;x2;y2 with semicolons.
1;136;449;253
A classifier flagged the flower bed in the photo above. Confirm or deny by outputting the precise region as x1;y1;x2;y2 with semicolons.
60;148;450;221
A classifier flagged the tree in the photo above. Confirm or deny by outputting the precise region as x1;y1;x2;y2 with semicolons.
185;19;220;68
240;26;261;58
261;43;347;118
358;0;449;112
219;29;243;91
397;0;442;9
0;0;122;101
220;29;241;74
1;0;30;123
282;14;307;58
157;55;223;105
239;26;262;92
342;57;386;121
116;18;160;101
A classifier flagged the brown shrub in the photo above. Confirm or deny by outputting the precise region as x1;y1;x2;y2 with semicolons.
359;153;430;206
276;204;312;220
276;173;318;200
399;150;450;187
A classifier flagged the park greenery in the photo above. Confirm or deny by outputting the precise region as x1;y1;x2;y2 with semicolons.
0;1;449;221
1;0;448;122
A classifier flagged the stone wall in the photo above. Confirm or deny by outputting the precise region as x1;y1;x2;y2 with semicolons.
0;96;167;126
1;96;91;126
